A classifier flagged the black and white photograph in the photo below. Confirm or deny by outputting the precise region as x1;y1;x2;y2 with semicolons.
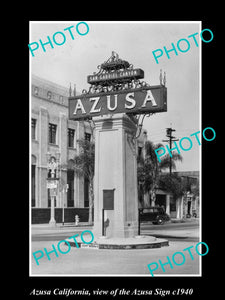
26;18;220;297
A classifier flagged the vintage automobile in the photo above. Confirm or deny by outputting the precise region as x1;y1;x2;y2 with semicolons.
139;206;170;225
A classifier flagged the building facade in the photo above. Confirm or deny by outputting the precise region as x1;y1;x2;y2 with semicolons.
155;171;200;219
137;131;200;219
31;75;92;210
174;171;200;219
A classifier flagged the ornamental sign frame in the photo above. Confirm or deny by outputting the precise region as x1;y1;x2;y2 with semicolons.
68;52;167;121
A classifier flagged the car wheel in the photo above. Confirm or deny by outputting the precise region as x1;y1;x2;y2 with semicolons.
157;218;164;225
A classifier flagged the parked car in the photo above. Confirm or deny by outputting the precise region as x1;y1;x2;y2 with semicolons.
139;206;170;225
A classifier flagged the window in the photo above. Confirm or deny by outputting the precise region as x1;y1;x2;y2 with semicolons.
49;123;57;144
34;86;39;95
84;177;89;207
68;128;75;148
31;119;36;140
47;91;52;100
67;169;74;207
31;155;37;207
85;132;91;141
31;164;35;207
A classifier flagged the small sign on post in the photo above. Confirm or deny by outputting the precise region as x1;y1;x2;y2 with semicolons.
103;189;114;210
47;180;58;189
50;188;57;197
102;189;114;236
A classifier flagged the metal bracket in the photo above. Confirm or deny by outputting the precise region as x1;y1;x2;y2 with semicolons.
132;113;153;140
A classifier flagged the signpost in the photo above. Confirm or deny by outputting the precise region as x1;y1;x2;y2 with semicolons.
46;152;60;226
68;51;167;239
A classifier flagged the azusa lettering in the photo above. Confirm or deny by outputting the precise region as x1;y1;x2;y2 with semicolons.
28;22;89;57
73;90;157;115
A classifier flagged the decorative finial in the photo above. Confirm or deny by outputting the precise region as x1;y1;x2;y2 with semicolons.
159;69;162;85
163;71;166;86
73;84;76;96
112;51;119;61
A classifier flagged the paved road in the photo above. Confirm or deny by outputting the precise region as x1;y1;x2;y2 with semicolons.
30;219;200;276
32;219;199;242
142;220;199;230
140;219;199;242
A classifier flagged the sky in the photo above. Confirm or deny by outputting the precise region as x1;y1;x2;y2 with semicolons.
30;21;201;172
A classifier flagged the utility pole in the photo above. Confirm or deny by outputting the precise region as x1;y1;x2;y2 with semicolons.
162;127;179;175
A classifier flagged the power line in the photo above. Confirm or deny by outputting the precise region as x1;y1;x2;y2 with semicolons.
162;127;179;175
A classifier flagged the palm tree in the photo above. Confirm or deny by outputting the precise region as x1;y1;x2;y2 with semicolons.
73;139;95;224
137;140;182;207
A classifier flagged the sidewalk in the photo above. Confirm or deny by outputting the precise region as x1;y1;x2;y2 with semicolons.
32;217;198;228
31;222;93;235
31;219;199;238
170;217;199;223
142;219;199;239
32;222;92;228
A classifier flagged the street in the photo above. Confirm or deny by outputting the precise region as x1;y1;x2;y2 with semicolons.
31;219;200;276
141;219;199;242
32;219;199;242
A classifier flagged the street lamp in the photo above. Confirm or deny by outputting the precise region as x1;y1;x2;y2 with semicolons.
46;151;60;226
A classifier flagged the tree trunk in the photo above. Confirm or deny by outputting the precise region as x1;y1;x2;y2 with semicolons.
150;184;157;206
143;191;150;207
88;180;94;225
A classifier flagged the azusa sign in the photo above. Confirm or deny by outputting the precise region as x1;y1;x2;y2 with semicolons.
69;85;167;120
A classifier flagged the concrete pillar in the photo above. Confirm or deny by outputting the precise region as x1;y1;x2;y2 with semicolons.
144;192;150;207
180;196;184;219
176;197;181;219
93;114;138;238
166;194;170;215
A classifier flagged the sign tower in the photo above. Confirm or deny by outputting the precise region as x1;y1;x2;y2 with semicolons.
69;52;167;240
